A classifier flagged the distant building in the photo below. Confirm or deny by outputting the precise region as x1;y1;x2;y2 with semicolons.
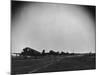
20;47;41;56
12;53;20;57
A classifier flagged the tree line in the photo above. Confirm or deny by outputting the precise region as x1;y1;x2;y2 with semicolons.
20;47;74;57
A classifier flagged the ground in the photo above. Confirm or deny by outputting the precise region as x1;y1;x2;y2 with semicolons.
11;54;96;75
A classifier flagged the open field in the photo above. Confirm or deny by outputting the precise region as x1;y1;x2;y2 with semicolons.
11;54;96;75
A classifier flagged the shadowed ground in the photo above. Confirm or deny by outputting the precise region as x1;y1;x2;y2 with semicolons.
11;55;96;75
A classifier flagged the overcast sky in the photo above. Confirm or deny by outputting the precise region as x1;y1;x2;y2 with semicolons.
11;1;96;53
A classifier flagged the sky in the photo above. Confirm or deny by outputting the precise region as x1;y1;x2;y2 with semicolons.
11;1;96;53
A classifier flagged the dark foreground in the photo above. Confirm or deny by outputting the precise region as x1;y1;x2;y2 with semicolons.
11;54;96;75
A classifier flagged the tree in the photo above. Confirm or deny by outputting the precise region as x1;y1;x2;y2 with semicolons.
42;49;45;56
60;51;66;55
55;51;60;55
49;50;57;55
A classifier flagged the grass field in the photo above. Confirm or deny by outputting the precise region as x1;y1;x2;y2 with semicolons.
11;54;96;75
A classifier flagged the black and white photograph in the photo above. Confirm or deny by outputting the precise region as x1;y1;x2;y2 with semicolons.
11;0;96;75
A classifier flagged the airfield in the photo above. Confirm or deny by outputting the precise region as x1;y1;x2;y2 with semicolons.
11;54;95;75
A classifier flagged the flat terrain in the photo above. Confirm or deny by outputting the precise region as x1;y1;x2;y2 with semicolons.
11;55;96;75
